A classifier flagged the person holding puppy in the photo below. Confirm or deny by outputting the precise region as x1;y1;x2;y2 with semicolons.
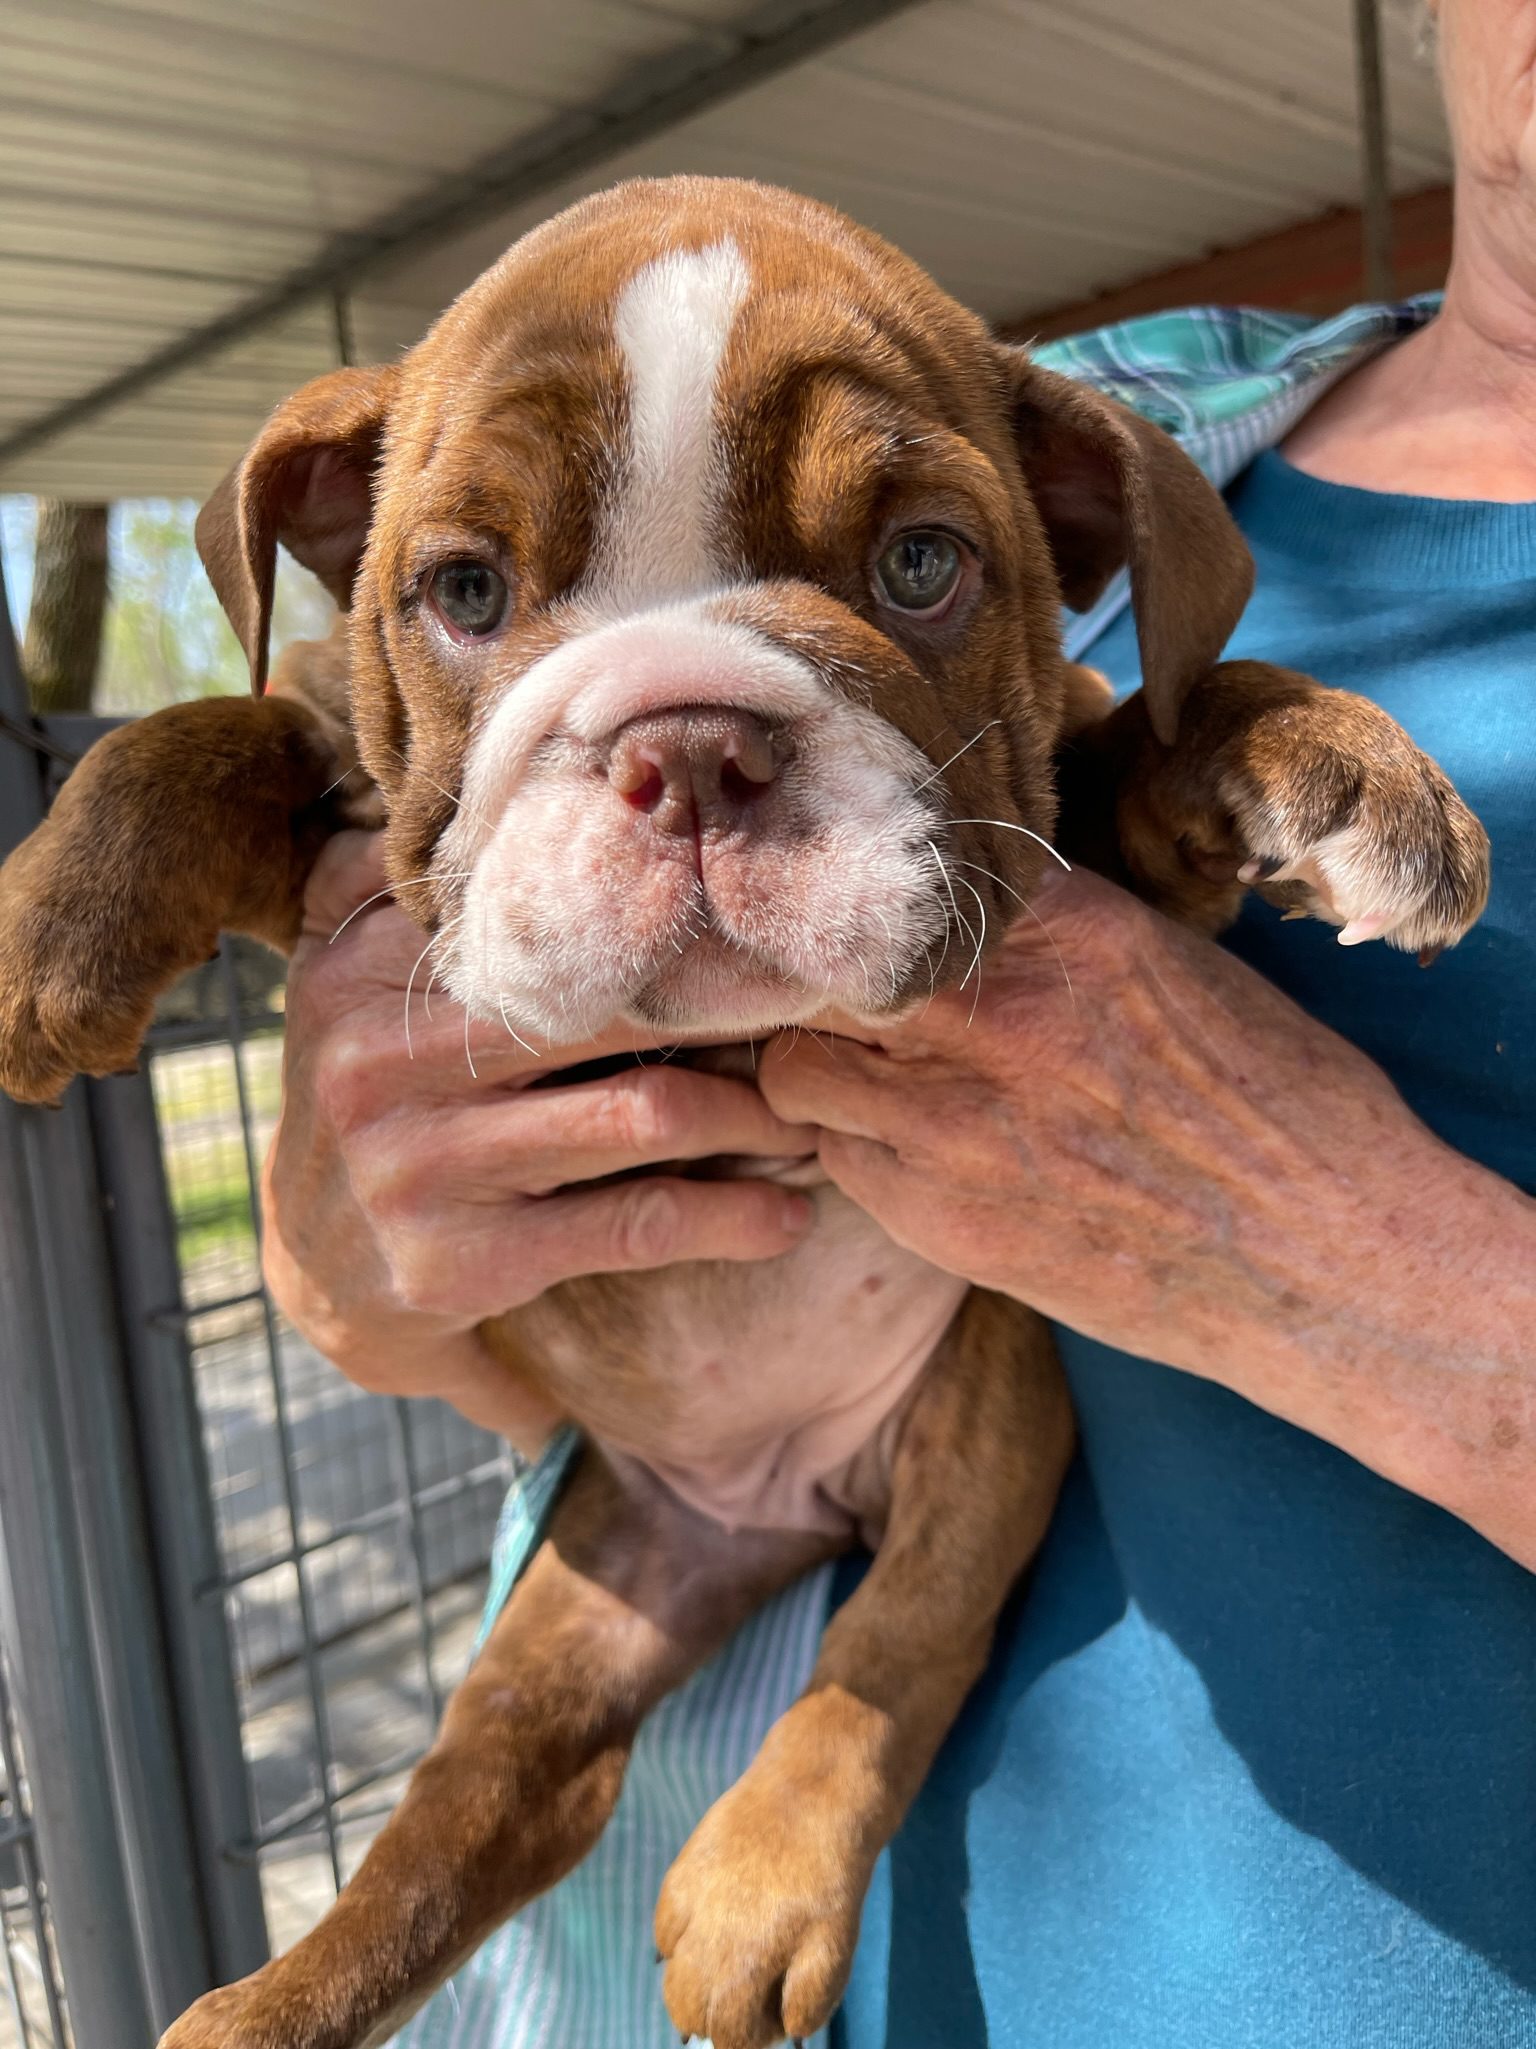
264;1;1535;2043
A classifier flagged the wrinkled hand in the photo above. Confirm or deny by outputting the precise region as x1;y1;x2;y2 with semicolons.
264;833;815;1452
760;868;1536;1557
763;867;1412;1353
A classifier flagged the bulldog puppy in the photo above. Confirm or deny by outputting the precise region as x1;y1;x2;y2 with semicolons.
0;177;1488;2049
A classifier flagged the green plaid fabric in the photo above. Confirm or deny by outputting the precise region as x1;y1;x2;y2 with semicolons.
1038;295;1440;659
391;292;1440;2049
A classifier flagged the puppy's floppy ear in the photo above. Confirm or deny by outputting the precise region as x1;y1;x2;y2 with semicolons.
1002;351;1253;744
196;364;398;696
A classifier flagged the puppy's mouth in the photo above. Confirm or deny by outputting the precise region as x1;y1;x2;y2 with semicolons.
625;925;804;1033
443;813;931;1043
439;725;949;1042
432;617;979;1042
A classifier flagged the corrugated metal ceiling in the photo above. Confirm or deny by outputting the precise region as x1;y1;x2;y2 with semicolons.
0;0;1448;500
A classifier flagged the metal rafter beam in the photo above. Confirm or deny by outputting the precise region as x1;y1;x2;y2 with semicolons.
0;0;923;474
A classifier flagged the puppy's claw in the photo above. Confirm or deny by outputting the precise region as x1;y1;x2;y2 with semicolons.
1238;853;1286;884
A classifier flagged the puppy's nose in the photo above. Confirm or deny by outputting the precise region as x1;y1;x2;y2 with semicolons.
606;710;779;836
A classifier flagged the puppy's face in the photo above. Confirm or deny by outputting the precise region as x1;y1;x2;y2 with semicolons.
201;178;1250;1041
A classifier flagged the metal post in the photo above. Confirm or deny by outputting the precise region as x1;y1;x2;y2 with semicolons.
87;1072;272;1985
331;292;355;373
1353;0;1396;301
215;945;346;1893
0;547;220;2041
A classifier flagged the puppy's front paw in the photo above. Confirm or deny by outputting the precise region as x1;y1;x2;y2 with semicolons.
159;1964;374;2049
158;1977;275;2049
1221;693;1490;959
655;1778;865;2049
0;864;191;1105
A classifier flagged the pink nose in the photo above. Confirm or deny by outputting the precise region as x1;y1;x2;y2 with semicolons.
606;710;780;836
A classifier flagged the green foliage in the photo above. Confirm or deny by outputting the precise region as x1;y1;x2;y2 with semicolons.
1;494;335;714
172;1168;257;1270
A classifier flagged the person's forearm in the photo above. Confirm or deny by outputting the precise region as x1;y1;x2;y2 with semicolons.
761;872;1536;1569
1059;1108;1536;1568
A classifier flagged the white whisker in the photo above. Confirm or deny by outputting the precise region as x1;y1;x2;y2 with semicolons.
462;998;478;1080
922;843;957;979
952;857;1026;907
329;873;466;945
951;860;1076;1012
954;875;989;999
912;721;1002;796
871;905;900;1003
403;933;441;1059
948;819;1072;872
926;840;977;956
497;996;540;1059
376;745;499;840
1020;897;1077;1015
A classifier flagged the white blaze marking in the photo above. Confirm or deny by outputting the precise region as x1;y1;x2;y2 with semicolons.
595;239;750;608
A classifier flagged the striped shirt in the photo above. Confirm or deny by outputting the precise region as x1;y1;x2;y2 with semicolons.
392;292;1440;2049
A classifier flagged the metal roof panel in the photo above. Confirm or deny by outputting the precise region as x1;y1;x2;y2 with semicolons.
0;0;1448;498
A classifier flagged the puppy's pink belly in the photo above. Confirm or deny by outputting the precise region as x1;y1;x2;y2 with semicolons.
567;1188;968;1537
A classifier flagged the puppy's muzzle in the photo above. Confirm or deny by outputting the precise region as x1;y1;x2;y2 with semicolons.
605;709;782;840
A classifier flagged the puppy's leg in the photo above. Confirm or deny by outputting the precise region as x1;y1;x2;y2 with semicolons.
162;1448;832;2049
1093;660;1490;952
0;694;341;1103
655;1295;1073;2049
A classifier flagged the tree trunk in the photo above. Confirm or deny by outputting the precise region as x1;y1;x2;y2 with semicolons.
23;500;110;714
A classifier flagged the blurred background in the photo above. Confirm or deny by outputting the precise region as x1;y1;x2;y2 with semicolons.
0;4;1452;2047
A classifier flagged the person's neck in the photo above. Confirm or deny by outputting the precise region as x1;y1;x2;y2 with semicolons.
1283;217;1536;502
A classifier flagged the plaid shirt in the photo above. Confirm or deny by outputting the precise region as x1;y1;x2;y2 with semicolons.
1042;294;1440;660
393;292;1440;2049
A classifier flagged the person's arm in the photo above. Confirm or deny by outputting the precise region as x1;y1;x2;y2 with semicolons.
759;867;1536;1569
263;833;815;1454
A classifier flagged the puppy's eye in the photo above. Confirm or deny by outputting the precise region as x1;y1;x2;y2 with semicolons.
430;560;509;637
875;530;962;613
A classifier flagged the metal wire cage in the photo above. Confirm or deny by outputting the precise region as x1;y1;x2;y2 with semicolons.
141;945;516;1951
0;554;515;2047
0;1647;69;2049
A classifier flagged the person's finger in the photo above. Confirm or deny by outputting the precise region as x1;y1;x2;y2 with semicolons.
443;1066;819;1194
298;829;393;939
525;1174;814;1282
757;1031;902;1140
290;956;695;1113
393;1174;813;1316
813;1127;904;1208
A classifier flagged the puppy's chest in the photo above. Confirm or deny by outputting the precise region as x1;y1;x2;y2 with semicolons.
499;1178;968;1541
